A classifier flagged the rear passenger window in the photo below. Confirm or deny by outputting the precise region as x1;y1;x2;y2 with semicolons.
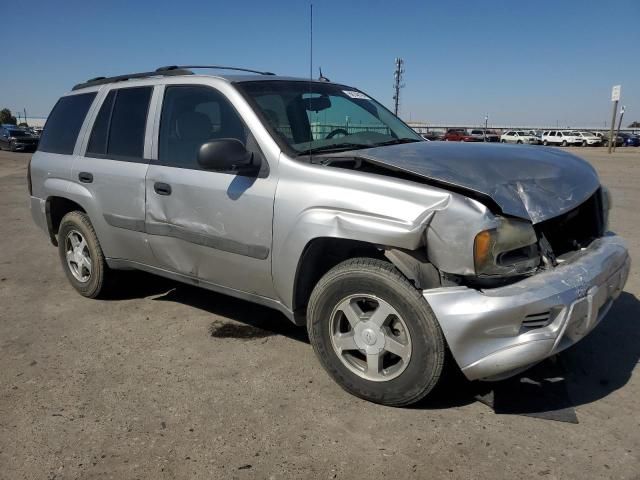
86;86;152;161
38;92;97;154
158;85;248;169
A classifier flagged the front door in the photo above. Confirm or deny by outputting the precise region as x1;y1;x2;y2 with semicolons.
144;84;277;298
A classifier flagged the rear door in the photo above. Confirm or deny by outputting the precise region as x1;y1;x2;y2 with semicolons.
72;85;156;264
144;83;277;298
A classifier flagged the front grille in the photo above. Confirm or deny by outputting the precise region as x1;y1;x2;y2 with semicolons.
535;189;605;257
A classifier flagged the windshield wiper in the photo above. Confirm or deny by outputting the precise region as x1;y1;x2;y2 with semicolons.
296;143;371;156
371;138;422;147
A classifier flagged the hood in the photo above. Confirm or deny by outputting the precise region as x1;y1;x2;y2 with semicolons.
353;142;600;224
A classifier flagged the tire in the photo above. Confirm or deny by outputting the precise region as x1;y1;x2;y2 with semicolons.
9;141;16;152
57;211;111;298
562;140;568;147
543;140;548;145
307;258;445;406
517;140;523;144
582;141;587;147
500;139;506;143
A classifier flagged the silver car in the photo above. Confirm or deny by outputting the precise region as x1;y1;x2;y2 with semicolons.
29;66;630;406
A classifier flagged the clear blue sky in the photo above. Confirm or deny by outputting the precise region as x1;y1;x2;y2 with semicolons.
2;0;638;127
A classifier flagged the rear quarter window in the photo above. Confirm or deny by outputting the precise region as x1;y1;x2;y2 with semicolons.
38;92;97;154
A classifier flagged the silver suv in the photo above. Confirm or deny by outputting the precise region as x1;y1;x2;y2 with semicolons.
29;66;630;406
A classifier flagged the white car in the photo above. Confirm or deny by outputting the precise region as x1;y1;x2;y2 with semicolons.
573;131;602;146
500;130;539;144
541;130;583;146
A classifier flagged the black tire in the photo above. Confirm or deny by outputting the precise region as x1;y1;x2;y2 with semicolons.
9;141;16;152
517;140;523;144
562;140;568;147
500;139;506;143
307;258;445;406
582;141;587;147
543;140;548;146
57;211;111;298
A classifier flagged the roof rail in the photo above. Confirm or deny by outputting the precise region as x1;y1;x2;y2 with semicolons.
157;65;276;76
72;68;193;91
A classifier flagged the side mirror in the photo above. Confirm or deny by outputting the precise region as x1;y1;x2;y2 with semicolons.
197;139;259;174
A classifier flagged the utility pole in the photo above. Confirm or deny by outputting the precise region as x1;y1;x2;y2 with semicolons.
608;85;621;154
393;58;404;117
484;114;488;142
23;108;27;127
613;105;625;152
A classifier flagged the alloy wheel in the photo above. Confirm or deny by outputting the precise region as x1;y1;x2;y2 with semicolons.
64;229;92;283
329;294;412;382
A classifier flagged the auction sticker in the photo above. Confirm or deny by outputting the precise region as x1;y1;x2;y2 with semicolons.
343;90;370;100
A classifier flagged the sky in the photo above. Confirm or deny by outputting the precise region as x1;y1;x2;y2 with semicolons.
2;0;638;127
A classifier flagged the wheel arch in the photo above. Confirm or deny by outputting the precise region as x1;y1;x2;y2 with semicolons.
45;196;88;246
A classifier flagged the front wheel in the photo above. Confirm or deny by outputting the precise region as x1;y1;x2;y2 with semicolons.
9;141;16;152
307;258;445;406
562;140;568;147
543;140;548;145
57;211;112;298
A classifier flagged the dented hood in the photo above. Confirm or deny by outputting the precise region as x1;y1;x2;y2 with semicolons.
355;142;600;223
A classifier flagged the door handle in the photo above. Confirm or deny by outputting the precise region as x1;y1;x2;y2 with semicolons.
154;182;172;196
78;172;93;183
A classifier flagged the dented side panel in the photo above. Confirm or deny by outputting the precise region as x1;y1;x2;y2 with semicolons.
271;154;498;309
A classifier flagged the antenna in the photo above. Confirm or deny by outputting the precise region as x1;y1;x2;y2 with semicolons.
393;57;405;116
308;3;313;159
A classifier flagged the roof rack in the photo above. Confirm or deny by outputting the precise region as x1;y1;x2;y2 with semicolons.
157;65;276;76
72;68;193;91
72;65;275;91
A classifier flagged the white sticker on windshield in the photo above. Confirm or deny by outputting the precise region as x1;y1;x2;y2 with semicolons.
342;90;370;100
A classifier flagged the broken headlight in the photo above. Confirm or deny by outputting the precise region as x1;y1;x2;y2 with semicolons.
474;218;540;276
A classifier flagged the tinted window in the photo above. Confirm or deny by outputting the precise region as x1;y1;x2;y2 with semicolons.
86;87;151;160
87;90;115;155
38;92;96;154
158;85;247;169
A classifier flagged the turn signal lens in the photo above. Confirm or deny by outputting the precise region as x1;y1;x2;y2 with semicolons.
474;230;493;269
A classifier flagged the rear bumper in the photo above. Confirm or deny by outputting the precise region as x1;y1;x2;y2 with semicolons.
423;235;630;380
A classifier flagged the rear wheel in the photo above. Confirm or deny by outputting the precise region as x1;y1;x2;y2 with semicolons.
517;140;523;144
57;211;112;298
562;140;568;147
543;140;548;145
9;141;16;152
307;258;445;406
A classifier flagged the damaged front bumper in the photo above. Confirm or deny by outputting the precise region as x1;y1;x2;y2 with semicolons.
423;235;630;381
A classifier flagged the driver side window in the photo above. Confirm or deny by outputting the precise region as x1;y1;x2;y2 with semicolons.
158;85;248;169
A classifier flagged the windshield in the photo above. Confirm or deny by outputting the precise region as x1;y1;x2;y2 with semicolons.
237;80;422;155
516;131;526;136
8;129;27;137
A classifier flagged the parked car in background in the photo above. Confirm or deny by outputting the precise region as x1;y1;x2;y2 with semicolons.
619;133;640;147
541;130;582;146
573;131;602;146
444;128;482;142
420;131;444;141
500;130;539;144
469;129;500;142
0;126;39;152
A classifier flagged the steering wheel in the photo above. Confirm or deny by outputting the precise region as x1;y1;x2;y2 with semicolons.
325;128;349;139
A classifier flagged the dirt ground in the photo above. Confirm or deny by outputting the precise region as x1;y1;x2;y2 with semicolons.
1;147;639;479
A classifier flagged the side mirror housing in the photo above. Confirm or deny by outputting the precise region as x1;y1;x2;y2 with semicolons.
197;139;259;174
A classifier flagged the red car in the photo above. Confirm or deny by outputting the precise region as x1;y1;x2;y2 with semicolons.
444;128;482;142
